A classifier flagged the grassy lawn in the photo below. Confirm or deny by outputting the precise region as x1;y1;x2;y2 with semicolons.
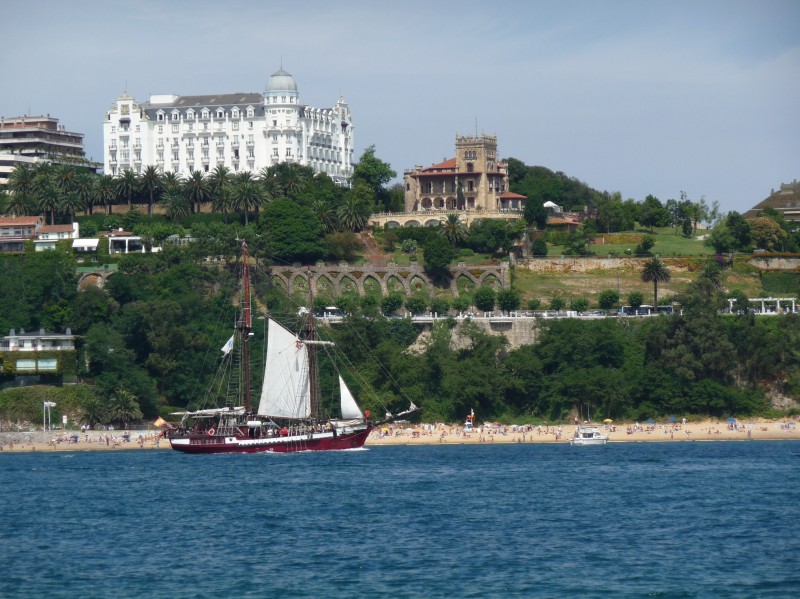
550;227;714;257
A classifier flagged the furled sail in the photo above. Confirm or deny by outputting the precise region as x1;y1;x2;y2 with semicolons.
257;319;310;419
339;376;364;420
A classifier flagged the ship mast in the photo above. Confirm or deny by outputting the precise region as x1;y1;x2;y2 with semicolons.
240;241;252;412
306;268;320;422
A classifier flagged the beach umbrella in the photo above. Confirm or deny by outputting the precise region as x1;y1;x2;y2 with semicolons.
645;419;655;424
726;417;736;422
668;417;677;422
603;419;613;424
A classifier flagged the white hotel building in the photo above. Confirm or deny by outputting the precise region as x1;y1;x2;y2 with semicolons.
103;69;354;185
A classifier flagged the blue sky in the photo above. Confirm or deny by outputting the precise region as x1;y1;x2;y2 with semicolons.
3;0;798;214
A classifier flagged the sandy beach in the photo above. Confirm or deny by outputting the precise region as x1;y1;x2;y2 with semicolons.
0;418;797;453
365;418;800;446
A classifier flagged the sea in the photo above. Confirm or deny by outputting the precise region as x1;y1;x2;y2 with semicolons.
1;441;799;598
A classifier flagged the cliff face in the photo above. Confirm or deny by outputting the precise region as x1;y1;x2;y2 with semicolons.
407;317;541;353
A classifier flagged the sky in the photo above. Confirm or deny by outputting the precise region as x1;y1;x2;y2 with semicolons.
3;0;798;215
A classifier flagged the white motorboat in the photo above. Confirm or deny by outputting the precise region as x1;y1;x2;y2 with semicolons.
569;425;609;445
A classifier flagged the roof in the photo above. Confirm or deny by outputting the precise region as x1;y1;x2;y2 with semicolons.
39;224;74;233
500;191;527;199
265;68;298;93
0;216;40;226
745;181;800;221
424;158;457;171
146;93;263;108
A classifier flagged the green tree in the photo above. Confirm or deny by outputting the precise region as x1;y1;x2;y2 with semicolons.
233;176;265;225
473;285;496;312
115;169;139;211
750;216;787;251
140;165;162;216
185;170;210;214
531;237;548;256
497;288;521;313
422;235;456;280
381;292;405;316
598;289;620;310
352;145;396;211
523;200;549;229
628;291;644;310
337;181;373;231
405;295;427;315
640;257;671;306
94;174;116;216
570;297;589;313
549;296;565;311
431;296;450;316
106;389;143;427
439;214;468;247
262;198;327;263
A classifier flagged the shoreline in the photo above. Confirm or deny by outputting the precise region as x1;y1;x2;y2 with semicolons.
0;418;797;453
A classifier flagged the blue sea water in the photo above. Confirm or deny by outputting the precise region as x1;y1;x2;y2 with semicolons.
1;442;799;598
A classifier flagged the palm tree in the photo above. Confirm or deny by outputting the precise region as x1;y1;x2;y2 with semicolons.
38;184;61;225
439;213;468;246
337;194;370;232
53;165;76;195
163;188;191;221
209;165;233;221
3;189;34;216
185;170;210;214
76;396;107;429
8;164;35;198
73;172;95;216
698;259;722;289
140;165;162;216
106;389;143;428
115;169;139;210
60;191;84;222
94;174;116;216
233;177;264;225
310;198;337;233
640;256;671;306
161;170;184;192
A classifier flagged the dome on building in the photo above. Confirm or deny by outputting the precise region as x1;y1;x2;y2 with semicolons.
265;68;298;93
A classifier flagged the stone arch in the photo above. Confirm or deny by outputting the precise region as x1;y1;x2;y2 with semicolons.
315;275;335;299
409;274;431;298
271;275;288;294
362;275;383;296
339;275;358;295
481;273;502;289
386;274;406;294
78;273;104;290
424;219;440;227
292;274;309;295
456;273;477;294
385;220;401;229
421;198;433;210
404;220;421;228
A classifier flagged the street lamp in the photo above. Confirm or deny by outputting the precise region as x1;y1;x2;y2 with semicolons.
43;401;56;431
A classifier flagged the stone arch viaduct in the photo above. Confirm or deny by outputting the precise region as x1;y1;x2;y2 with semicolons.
270;263;508;299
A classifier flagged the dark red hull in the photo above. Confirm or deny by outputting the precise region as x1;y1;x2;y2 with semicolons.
168;427;371;454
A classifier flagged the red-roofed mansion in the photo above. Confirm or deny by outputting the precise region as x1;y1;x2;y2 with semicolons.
403;135;525;214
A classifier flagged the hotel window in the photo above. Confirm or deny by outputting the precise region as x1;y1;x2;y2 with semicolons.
202;110;209;119
157;113;164;121
121;150;129;161
248;121;253;129
286;148;292;157
187;111;194;120
172;112;179;121
247;149;254;158
273;120;277;127
273;148;279;157
217;110;224;119
172;151;179;161
273;134;278;142
172;124;178;133
232;122;239;130
467;181;474;192
135;125;140;132
247;108;254;117
111;126;116;133
158;125;164;133
232;109;239;118
157;150;164;161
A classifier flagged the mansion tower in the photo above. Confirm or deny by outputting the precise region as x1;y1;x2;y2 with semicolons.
403;134;524;213
103;69;354;185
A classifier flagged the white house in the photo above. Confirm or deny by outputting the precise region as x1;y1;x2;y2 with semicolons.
34;223;80;251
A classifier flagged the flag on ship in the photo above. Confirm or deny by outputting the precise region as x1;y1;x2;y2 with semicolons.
154;417;168;427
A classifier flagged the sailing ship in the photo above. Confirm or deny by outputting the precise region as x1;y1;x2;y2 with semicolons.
167;242;416;454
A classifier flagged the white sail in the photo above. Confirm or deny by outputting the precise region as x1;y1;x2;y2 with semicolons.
339;376;364;420
257;319;310;419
